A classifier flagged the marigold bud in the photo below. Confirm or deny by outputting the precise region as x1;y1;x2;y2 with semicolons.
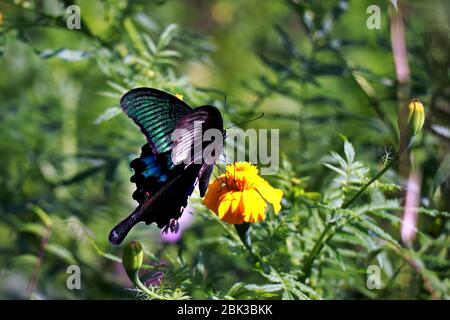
122;240;143;278
398;98;425;138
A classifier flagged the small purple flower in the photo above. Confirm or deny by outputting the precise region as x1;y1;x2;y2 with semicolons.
144;271;164;287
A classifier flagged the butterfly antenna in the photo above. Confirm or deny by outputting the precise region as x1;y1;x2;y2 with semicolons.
225;113;265;130
223;152;238;191
215;164;226;175
212;166;233;193
215;159;232;190
219;152;233;191
216;160;234;192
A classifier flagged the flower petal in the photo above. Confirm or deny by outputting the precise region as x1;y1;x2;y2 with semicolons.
218;195;231;220
255;179;283;214
203;162;283;225
203;177;227;214
230;191;242;214
242;189;266;223
241;190;253;222
218;191;245;224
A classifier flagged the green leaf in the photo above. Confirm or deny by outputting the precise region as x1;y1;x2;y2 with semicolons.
290;287;310;300
107;81;128;94
45;244;77;264
344;140;355;164
294;282;322;299
323;163;346;176
98;91;121;99
30;205;52;227
281;290;294;300
85;232;121;263
418;207;450;218
143;34;157;55
158;50;181;58
433;154;450;190
158;24;178;50
18;223;47;237
329;151;347;168
366;246;385;261
245;283;283;292
368;208;402;224
326;245;346;271
95;107;122;124
227;282;245;296
9;254;39;268
124;18;150;58
353;218;400;247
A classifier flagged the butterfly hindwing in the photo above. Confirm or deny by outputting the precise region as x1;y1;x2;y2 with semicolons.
129;144;178;203
120;88;191;154
108;160;201;245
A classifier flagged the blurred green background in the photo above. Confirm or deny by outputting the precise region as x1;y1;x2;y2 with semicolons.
0;0;449;299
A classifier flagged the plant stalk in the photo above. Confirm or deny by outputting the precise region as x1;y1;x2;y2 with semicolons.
132;271;165;300
301;153;399;280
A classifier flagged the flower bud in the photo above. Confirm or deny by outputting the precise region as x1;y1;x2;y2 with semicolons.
122;240;143;278
398;98;425;138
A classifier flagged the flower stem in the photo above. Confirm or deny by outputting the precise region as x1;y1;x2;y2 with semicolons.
132;272;165;300
300;223;333;281
301;153;399;281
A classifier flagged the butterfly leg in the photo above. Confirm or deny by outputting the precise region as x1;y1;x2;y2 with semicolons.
170;219;180;233
162;218;180;234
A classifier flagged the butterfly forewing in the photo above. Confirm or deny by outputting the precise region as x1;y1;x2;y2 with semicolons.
172;106;224;196
172;106;224;165
120;88;191;154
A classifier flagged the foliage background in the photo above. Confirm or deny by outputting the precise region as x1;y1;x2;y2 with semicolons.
0;0;449;299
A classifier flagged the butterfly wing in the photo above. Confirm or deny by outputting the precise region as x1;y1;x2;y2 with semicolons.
110;88;192;245
109;143;199;245
120;87;191;154
109;91;224;245
171;105;224;196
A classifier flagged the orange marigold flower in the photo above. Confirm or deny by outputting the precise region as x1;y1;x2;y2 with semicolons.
203;162;283;224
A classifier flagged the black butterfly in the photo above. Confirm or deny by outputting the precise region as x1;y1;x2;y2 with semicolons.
109;88;224;245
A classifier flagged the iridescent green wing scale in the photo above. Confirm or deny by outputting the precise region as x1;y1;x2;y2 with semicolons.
120;88;192;154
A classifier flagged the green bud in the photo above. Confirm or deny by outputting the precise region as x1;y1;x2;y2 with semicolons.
398;98;425;138
122;240;143;279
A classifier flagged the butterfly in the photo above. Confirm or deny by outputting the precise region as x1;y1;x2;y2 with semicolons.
109;88;224;245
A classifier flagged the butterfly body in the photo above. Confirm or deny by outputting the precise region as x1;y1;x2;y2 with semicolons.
109;88;224;245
